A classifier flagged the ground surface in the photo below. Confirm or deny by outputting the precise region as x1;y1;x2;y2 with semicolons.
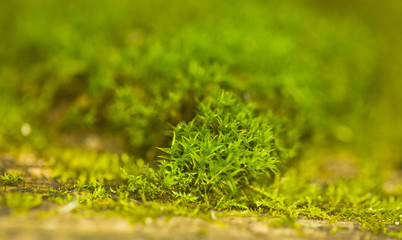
1;213;399;240
1;154;400;240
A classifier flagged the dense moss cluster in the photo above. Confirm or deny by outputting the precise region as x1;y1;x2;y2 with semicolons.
126;91;295;204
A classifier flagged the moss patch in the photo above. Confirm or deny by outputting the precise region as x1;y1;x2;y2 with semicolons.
0;0;401;238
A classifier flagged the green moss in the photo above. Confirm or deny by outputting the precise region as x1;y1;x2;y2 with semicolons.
125;90;295;204
0;0;401;237
1;193;42;213
0;171;25;186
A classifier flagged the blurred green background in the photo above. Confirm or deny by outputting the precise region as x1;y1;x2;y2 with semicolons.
0;0;401;182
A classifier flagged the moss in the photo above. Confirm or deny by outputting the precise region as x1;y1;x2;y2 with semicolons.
0;171;25;186
0;0;401;237
1;193;42;213
125;90;296;204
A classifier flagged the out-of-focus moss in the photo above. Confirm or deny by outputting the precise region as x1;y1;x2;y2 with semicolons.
0;0;375;158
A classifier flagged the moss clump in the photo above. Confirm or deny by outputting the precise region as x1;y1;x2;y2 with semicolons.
0;172;25;186
127;91;295;205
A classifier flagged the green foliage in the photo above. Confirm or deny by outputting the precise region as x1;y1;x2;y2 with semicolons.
45;149;140;182
0;0;401;236
0;172;25;186
125;91;295;204
0;0;375;157
161;91;289;199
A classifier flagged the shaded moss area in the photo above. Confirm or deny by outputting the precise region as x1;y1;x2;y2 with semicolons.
0;0;401;238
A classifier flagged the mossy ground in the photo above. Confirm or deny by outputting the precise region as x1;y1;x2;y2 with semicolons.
1;0;402;239
1;153;401;239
